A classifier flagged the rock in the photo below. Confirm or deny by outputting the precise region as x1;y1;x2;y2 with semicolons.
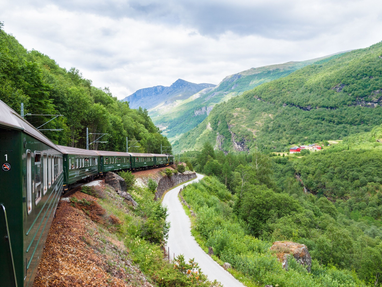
105;172;127;192
208;247;214;256
117;191;138;207
155;171;197;200
223;262;231;270
265;285;273;287
61;198;70;202
270;241;311;272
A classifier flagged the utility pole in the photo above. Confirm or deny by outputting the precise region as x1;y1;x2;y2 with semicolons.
161;142;162;154
22;103;64;131
88;130;109;149
126;137;128;152
86;128;89;150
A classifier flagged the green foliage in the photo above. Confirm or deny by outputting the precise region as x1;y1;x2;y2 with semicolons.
165;168;173;177
182;176;367;286
147;178;158;193
177;164;186;173
118;171;136;191
185;159;194;171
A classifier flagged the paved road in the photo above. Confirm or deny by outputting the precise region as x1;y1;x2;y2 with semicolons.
162;173;245;287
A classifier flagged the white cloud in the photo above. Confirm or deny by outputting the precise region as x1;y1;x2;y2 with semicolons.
1;0;382;99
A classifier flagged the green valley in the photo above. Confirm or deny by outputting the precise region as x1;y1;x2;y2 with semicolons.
150;59;324;143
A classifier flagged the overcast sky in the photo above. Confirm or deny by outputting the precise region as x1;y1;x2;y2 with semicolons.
1;0;382;99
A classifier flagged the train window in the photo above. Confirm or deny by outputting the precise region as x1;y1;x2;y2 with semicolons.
43;155;47;193
35;183;42;205
48;155;51;187
54;157;58;178
105;158;109;164
27;152;32;214
76;158;78;169
35;154;42;204
51;156;54;184
95;158;98;165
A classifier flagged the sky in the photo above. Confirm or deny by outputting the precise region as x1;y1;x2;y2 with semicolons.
1;0;382;100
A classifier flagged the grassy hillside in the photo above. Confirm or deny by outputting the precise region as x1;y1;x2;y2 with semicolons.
150;60;322;143
173;42;382;153
0;25;171;153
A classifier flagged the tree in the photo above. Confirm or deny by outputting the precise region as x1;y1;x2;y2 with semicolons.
196;142;215;171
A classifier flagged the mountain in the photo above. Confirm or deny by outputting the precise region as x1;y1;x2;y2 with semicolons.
149;59;325;143
173;42;382;153
122;79;215;110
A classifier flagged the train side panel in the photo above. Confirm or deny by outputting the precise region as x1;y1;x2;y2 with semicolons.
23;134;63;287
0;129;23;287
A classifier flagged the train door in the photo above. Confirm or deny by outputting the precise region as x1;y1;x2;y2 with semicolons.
27;152;32;214
99;156;104;174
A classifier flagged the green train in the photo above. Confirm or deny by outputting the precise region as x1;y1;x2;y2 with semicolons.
0;100;174;286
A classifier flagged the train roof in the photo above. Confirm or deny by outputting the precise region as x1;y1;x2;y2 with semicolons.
129;152;155;157
0;100;60;151
56;145;99;156
95;150;131;157
151;153;168;157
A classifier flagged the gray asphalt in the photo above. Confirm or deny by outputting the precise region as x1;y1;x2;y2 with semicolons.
162;173;246;287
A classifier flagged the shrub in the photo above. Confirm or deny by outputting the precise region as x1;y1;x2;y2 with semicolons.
177;164;186;173
186;160;194;171
119;170;136;190
148;178;158;193
165;168;173;177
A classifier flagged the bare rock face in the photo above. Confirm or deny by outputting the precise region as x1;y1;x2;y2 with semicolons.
155;171;197;200
117;191;138;207
105;172;127;192
105;172;138;207
270;241;312;272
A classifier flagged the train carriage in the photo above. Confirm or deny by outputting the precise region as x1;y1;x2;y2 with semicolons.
130;153;155;170
96;150;131;173
0;100;63;287
0;99;174;286
152;154;168;167
57;146;100;192
168;154;175;165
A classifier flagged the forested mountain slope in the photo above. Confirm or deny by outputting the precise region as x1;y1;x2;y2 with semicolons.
150;59;323;142
173;42;382;153
0;24;171;153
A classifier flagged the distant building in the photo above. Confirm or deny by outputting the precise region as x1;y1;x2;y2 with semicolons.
289;144;322;154
290;147;301;153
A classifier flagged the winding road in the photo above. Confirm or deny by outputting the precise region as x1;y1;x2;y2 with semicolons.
162;173;245;287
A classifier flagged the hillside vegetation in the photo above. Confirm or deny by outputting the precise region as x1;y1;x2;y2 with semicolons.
180;137;382;286
150;60;321;143
174;42;382;153
0;24;171;153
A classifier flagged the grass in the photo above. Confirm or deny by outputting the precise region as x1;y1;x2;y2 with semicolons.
178;190;260;287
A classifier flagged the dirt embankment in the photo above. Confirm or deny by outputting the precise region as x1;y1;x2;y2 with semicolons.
33;184;152;287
